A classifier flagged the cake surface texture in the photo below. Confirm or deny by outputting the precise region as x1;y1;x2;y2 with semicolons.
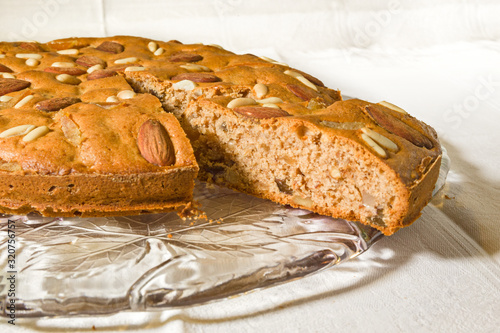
0;36;441;234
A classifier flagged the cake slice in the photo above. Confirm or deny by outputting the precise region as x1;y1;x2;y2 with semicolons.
0;40;198;216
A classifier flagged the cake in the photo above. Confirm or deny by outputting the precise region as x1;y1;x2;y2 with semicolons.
0;36;442;235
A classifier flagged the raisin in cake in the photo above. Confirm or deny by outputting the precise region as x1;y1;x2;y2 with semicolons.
0;36;441;235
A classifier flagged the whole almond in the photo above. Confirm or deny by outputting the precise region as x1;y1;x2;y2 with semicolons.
170;73;221;83
19;42;44;52
233;106;291;119
96;41;124;54
137;119;176;166
286;84;317;101
0;78;31;96
44;67;87;76
35;97;81;112
76;55;106;68
365;105;434;149
293;70;325;87
168;53;203;63
0;64;13;73
87;69;118;80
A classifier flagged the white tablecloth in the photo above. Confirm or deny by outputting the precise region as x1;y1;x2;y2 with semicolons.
2;1;500;332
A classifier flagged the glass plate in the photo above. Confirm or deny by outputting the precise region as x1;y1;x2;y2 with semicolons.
0;148;449;317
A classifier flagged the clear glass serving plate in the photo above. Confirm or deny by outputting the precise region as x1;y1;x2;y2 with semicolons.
0;148;449;317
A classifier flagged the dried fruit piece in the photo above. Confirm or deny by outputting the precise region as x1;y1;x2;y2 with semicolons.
60;115;81;145
170;73;221;83
275;178;293;195
287;84;317;101
169;53;203;63
35;97;81;112
76;55;106;68
137;119;176;167
87;69;118;80
365;105;434;149
0;78;30;96
233;106;291;119
0;64;13;73
96;41;124;54
44;67;87;76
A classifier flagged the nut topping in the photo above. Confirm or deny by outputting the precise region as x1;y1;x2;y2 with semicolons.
361;127;398;152
22;125;50;142
114;57;138;64
0;64;13;73
361;133;387;158
170;73;221;83
14;95;34;109
0;124;36;138
35;97;81;112
148;41;158;52
365;105;434;149
154;48;165;56
253;83;268;99
76;55;106;68
25;58;39;67
378;101;407;114
15;53;42;60
117;90;136;99
286;84;317;101
45;67;87;76
0;78;30;96
87;69;118;80
137;119;176;167
233;106;291;119
172;79;197;91
19;42;43;52
179;64;211;72
227;97;256;109
51;62;75;68
56;74;81;85
57;49;79;55
96;41;124;54
169;53;203;63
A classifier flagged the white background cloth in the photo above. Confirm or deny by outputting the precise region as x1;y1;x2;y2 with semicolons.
2;0;500;332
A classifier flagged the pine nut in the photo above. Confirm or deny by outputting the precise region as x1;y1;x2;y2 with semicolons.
114;57;138;64
227;98;257;109
14;95;34;108
0;124;35;138
117;90;136;99
22;125;50;142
